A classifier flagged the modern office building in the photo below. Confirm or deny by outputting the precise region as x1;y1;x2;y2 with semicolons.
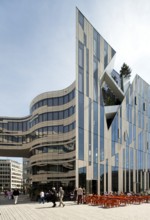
0;159;23;191
0;8;150;194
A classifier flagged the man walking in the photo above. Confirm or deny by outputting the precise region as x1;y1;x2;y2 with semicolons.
58;187;65;207
13;188;19;204
51;187;57;207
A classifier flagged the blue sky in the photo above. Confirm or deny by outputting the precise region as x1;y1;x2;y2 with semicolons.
1;0;150;163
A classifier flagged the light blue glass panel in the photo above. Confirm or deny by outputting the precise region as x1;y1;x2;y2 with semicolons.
100;137;104;161
115;153;119;167
78;11;84;29
133;124;136;141
111;141;115;156
148;154;150;170
129;105;132;123
78;92;84;129
141;113;144;129
93;59;98;102
130;148;134;169
129;123;132;144
104;41;108;69
93;29;100;61
78;42;84;68
93;101;98;135
86;49;89;96
123;149;126;169
138;96;141;111
93;163;98;180
134;107;136;125
120;107;122;144
93;134;98;163
126;146;129;169
79;128;84;160
78;68;84;93
126;104;129;121
138;111;141;128
100;106;104;137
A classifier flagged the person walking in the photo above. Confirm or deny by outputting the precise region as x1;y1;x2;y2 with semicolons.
77;186;83;204
74;187;77;202
51;187;57;207
40;190;45;204
13;188;19;204
58;187;65;207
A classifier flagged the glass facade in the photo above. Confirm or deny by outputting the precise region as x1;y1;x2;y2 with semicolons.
0;9;150;196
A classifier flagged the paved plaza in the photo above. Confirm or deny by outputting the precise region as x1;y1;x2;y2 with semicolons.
0;195;150;220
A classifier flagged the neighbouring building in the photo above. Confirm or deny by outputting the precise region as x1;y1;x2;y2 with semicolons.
0;8;150;195
0;159;23;191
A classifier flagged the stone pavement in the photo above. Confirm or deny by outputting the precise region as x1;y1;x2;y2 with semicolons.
0;195;150;220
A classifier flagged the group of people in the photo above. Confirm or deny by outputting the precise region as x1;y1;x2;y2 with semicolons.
39;186;65;207
4;189;20;204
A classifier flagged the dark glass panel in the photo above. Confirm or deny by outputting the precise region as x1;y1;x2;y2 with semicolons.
48;112;52;120
100;164;104;194
53;98;58;106
48;98;52;106
58;96;63;105
78;11;84;29
78;128;84;160
59;111;63;120
53;112;58;120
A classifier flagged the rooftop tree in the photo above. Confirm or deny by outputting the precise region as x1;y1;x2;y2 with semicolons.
120;63;132;91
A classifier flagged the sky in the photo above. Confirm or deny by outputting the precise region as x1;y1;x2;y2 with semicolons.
0;0;150;163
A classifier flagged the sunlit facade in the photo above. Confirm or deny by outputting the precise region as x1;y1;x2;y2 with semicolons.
0;8;150;194
0;159;22;191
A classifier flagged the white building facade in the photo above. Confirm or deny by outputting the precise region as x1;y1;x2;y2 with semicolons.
0;159;23;191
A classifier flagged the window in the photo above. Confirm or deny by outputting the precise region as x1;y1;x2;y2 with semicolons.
79;67;84;93
58;96;63;105
78;11;84;29
48;98;52;106
93;29;100;60
64;109;69;118
59;111;63;120
93;59;98;101
64;95;69;104
135;96;137;105
43;113;47;121
53;112;58;120
53;98;58;106
143;103;146;111
59;125;63;133
39;114;42;122
48;112;52;120
84;33;86;46
78;41;84;68
43;99;47;106
86;49;89;96
104;41;108;69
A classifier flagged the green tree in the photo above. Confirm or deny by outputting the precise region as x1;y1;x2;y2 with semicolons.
120;63;131;78
120;63;132;91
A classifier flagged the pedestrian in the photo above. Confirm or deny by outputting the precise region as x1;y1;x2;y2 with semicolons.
7;190;12;200
58;187;65;207
51;187;57;207
74;187;77;202
40;190;45;204
77;186;83;204
13;188;19;204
